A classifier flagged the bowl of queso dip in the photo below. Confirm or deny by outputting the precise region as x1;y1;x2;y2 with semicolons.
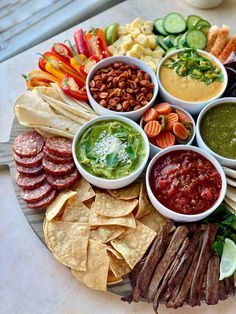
196;97;236;168
146;145;226;222
158;49;227;115
73;115;149;189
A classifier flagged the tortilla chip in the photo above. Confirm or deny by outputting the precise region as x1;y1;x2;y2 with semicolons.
225;196;236;211
46;190;77;221
72;177;95;202
107;271;123;285
106;245;123;259
226;185;236;202
13;91;53;113
111;221;156;268
107;183;141;200
89;225;125;243
61;197;90;223
89;203;136;228
32;125;74;139
34;86;62;101
108;251;132;277
71;239;109;291
44;220;90;271
94;192;138;217
138;206;166;233
135;182;153;219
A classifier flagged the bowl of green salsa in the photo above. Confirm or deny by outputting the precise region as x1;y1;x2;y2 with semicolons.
72;115;150;189
196;97;236;168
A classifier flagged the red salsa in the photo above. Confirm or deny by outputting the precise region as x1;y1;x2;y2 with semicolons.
150;150;222;215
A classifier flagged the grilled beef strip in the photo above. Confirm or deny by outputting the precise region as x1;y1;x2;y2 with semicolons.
165;230;202;301
153;237;190;313
131;220;174;302
206;255;220;305
224;276;235;296
189;224;218;307
219;280;228;300
147;225;189;302
171;233;203;309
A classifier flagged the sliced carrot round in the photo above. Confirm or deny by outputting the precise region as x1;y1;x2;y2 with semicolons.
156;131;175;148
143;108;158;123
166;113;179;130
154;102;171;115
175;108;192;123
144;120;161;138
173;122;189;140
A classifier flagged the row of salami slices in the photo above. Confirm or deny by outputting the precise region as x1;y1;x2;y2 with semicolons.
13;132;80;209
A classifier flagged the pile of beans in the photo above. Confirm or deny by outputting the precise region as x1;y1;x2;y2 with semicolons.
89;62;154;112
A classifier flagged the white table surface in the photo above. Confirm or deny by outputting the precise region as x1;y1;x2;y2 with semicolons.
0;1;235;313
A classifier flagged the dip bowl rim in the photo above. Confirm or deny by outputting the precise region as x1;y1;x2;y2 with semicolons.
196;96;236;167
140;104;196;155
157;48;228;106
86;55;159;121
146;145;227;222
72;114;150;189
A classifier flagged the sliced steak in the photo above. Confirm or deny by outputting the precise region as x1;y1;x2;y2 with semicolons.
224;276;235;296
42;158;75;175
45;137;72;157
219;280;228;300
147;225;189;302
13;132;44;158
16;164;43;175
132;220;174;302
16;171;46;190
189;224;218;306
28;189;57;209
43;146;73;164
206;254;220;305
21;181;52;204
45;169;80;189
14;151;43;168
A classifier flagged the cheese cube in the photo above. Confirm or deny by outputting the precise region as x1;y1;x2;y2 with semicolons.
130;44;145;58
140;55;153;62
148;50;163;59
126;23;132;33
154;45;165;55
112;36;124;48
146;61;157;72
108;45;116;55
126;50;138;58
141;21;153;35
130;17;145;29
118;25;127;36
136;34;149;47
116;45;126;55
130;27;141;39
123;34;134;50
147;35;157;49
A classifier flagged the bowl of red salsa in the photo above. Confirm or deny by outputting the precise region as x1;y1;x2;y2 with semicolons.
146;145;226;222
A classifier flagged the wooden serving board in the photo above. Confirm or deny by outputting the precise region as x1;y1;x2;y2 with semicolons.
0;117;132;296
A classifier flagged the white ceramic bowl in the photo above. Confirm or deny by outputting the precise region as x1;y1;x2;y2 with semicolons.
72;115;150;189
196;97;236;168
146;145;227;222
157;49;228;115
86;56;159;121
140;104;196;157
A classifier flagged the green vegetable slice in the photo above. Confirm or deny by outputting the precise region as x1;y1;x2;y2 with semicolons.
105;23;119;45
186;15;201;29
195;19;211;28
185;29;207;49
163;12;186;34
157;35;169;51
158;115;168;130
153;18;168;35
163;35;175;48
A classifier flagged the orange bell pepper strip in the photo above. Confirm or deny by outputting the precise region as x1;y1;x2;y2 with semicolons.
22;70;61;90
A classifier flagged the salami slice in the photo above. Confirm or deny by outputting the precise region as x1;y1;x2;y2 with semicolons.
21;181;52;204
45;137;72;157
13;132;44;158
27;189;57;209
14;151;43;168
16;171;46;190
43;146;73;164
16;164;43;175
42;158;75;175
46;169;80;189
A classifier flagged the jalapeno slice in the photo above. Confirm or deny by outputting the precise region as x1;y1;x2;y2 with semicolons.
158;115;168;130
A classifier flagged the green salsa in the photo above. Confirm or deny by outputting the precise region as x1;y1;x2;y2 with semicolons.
200;103;236;159
77;120;147;179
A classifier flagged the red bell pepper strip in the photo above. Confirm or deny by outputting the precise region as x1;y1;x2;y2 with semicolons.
74;29;91;58
96;29;110;58
61;75;88;101
51;43;73;63
85;29;110;59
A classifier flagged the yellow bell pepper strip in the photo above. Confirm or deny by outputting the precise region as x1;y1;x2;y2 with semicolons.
65;40;87;80
22;70;60;90
74;29;91;58
61;75;88;101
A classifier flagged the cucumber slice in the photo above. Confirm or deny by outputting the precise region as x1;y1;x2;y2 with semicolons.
181;32;189;48
163;13;186;34
186;15;201;29
196;25;210;34
177;35;184;49
173;35;181;48
195;19;211;28
157;35;168;50
166;47;177;55
163;35;175;48
186;29;207;49
154;18;168;35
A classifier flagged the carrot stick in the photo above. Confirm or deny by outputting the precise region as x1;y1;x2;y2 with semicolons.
205;26;220;52
210;25;230;58
218;34;236;63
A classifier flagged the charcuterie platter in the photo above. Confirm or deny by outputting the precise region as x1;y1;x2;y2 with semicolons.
0;10;236;313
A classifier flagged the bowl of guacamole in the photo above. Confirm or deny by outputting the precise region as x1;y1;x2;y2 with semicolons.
72;115;150;189
196;97;236;168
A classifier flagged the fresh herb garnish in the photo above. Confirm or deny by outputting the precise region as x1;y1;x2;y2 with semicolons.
106;152;119;168
126;144;136;160
165;48;223;85
202;204;236;256
114;127;127;140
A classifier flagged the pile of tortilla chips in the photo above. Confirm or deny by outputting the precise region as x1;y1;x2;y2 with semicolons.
43;178;166;291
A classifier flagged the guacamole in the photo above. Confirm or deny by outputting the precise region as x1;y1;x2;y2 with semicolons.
77;120;147;179
200;103;236;159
